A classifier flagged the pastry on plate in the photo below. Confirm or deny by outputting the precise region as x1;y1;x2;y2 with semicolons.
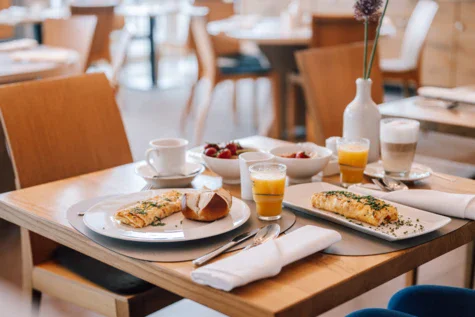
182;188;232;222
115;190;183;228
311;191;398;226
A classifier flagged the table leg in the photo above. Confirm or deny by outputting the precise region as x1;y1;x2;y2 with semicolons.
149;16;157;85
33;23;42;44
258;45;306;140
120;15;184;91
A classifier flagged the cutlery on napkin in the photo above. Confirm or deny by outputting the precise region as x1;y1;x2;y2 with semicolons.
349;184;475;220
191;225;341;291
417;86;475;106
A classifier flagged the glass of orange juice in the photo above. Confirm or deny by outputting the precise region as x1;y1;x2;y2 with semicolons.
337;138;370;188
249;163;287;221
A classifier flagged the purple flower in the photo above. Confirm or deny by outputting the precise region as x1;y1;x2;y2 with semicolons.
354;0;384;21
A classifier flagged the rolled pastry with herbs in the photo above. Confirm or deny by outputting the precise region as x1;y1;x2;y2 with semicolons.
311;191;398;226
115;190;183;228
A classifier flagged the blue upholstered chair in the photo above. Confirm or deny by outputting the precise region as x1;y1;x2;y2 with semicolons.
347;285;475;317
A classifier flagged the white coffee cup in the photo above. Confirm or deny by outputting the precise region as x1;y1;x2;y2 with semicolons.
239;152;274;200
145;138;188;176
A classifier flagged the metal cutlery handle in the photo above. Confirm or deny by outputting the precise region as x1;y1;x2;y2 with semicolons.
432;172;457;183
193;241;236;267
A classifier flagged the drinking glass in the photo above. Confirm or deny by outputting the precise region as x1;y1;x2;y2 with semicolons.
337;138;370;188
380;118;420;177
249;163;286;221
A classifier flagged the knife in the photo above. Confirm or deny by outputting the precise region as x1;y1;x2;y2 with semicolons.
192;228;260;267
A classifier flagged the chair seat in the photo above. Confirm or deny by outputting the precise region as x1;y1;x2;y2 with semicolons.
54;247;154;295
218;53;271;76
380;58;416;73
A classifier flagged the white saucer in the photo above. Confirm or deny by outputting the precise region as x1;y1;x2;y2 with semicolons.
364;161;433;182
135;162;205;188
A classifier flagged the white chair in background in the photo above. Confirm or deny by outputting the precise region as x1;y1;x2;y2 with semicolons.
381;0;439;94
88;26;133;95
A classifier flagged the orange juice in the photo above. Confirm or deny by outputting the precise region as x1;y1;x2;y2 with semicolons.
251;175;286;218
338;142;369;186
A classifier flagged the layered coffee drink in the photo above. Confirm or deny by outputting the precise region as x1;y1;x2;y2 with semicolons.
380;118;420;177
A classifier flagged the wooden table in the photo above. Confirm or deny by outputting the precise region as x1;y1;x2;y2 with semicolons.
0;45;78;84
379;97;475;138
208;16;395;138
1;136;475;317
0;7;69;43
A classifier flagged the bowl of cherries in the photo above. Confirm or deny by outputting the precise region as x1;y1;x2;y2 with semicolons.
202;141;254;184
270;143;332;183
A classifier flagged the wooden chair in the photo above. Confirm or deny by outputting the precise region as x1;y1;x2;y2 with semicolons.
0;0;13;39
181;12;280;144
380;0;438;95
88;26;133;94
43;16;97;75
286;14;377;140
70;4;116;65
295;42;384;145
0;73;181;316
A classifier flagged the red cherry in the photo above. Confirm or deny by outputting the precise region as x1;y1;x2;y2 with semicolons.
204;143;219;150
296;151;310;159
204;147;217;157
217;149;232;159
225;142;238;155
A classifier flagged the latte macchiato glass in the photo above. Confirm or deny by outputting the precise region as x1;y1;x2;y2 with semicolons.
380;118;420;177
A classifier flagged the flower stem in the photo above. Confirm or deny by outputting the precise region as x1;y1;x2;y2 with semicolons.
365;0;390;79
363;17;368;79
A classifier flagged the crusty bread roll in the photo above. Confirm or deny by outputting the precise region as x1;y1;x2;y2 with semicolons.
182;188;232;222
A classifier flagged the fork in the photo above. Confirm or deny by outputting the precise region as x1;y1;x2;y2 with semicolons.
77;184;154;216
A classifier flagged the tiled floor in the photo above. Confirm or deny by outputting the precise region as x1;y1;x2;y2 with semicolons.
1;53;475;316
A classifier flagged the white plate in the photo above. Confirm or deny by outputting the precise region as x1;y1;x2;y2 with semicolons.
135;162;204;188
364;161;433;181
283;182;451;241
83;189;251;243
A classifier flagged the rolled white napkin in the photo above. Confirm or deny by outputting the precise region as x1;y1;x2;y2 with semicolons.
0;39;38;52
349;184;475;220
191;225;341;291
418;86;475;105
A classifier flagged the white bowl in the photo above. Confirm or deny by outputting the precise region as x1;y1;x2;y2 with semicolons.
202;154;241;184
270;143;332;183
135;162;204;188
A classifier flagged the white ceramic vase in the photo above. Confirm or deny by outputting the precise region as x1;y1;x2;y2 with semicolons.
343;78;381;163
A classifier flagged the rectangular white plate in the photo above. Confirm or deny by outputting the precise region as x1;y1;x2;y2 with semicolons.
283;183;451;241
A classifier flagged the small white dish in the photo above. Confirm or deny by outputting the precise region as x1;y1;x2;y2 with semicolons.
283;182;451;242
365;161;433;182
135;162;204;188
270;143;332;183
83;189;251;243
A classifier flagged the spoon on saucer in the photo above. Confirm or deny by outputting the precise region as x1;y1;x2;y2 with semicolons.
152;165;202;178
241;224;281;252
382;176;409;191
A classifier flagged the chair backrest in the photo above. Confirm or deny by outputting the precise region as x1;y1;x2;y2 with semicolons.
296;42;384;144
0;0;13;39
43;16;97;74
70;4;116;65
190;12;217;80
110;26;133;88
192;0;240;55
400;0;439;69
0;73;133;189
311;14;377;48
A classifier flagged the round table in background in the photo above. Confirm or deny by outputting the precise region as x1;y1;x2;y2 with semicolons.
208;15;396;138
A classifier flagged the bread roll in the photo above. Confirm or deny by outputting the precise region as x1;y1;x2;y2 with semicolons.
182;188;232;222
